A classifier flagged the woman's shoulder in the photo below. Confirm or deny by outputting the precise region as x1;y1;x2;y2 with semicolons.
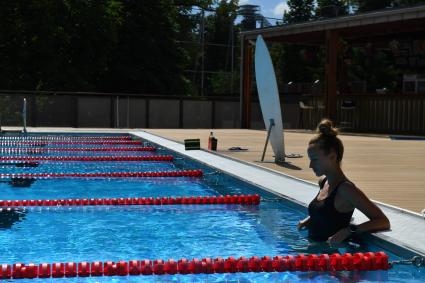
337;180;361;198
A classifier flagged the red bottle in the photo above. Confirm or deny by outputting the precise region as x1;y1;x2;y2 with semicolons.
208;132;217;151
208;132;213;150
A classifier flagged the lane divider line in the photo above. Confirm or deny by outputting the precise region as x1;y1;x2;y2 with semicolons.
0;195;260;207
0;169;203;179
0;141;142;145
0;136;132;140
0;155;173;162
0;147;156;152
0;252;390;279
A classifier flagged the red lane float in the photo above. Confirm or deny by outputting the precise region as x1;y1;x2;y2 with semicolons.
0;252;390;279
0;169;203;179
0;136;132;140
27;147;153;152
0;195;260;207
0;155;173;162
0;141;142;145
0;147;156;153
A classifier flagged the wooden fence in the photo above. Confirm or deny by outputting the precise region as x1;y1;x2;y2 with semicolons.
1;90;424;134
301;93;425;134
0;90;241;129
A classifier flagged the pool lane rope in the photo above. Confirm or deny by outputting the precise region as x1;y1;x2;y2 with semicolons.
0;147;156;152
0;252;394;279
0;195;260;208
0;141;142;145
0;136;132;140
0;169;203;179
0;148;44;154
0;155;173;162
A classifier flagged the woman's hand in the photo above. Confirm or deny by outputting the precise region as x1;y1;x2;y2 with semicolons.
328;227;351;245
297;217;310;230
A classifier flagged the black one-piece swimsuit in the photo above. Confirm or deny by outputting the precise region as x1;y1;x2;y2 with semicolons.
307;178;354;241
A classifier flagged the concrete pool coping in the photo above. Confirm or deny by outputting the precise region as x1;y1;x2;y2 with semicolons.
131;130;425;258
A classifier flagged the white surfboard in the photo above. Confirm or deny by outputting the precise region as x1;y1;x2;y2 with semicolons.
254;35;285;162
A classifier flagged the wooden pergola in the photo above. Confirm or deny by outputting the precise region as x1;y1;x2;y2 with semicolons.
240;5;425;128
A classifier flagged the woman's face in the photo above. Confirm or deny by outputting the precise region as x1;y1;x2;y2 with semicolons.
307;144;336;177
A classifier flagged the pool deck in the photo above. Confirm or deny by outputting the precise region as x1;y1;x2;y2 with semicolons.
2;127;425;256
145;129;425;214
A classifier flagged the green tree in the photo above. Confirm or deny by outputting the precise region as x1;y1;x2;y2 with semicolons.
204;0;239;95
0;0;122;91
351;0;392;12
391;0;425;8
316;0;349;17
101;0;192;94
348;46;398;92
0;0;207;95
205;0;238;71
283;0;315;24
276;0;319;88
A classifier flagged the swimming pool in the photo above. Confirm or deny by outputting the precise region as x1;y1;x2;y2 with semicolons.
0;133;424;282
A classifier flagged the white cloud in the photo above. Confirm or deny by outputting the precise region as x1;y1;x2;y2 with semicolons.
273;2;289;17
238;0;250;5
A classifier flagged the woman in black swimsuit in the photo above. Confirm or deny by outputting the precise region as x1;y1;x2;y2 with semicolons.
298;119;390;244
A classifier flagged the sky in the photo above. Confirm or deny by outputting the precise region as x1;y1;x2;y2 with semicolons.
238;0;289;20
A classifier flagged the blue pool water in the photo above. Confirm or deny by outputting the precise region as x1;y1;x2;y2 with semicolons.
0;161;176;174
0;179;214;199
0;134;424;282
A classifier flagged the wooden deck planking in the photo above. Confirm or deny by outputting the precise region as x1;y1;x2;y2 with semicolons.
146;129;425;213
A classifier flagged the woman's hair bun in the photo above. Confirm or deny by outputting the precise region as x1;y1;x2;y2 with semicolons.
317;119;338;137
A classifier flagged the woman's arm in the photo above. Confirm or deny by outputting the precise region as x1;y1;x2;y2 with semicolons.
297;216;310;230
329;183;390;244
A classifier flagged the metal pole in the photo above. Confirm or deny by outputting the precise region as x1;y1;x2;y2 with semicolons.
200;8;205;96
22;98;27;134
261;119;275;161
230;19;234;95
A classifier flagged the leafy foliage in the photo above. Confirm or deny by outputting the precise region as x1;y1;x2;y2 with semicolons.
0;0;424;96
0;0;122;91
204;0;239;95
0;0;206;94
283;0;315;24
316;0;349;17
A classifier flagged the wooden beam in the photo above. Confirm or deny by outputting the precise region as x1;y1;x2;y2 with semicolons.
324;30;339;122
240;37;253;129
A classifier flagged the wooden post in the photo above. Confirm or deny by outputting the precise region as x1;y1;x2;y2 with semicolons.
324;30;339;123
240;36;253;129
